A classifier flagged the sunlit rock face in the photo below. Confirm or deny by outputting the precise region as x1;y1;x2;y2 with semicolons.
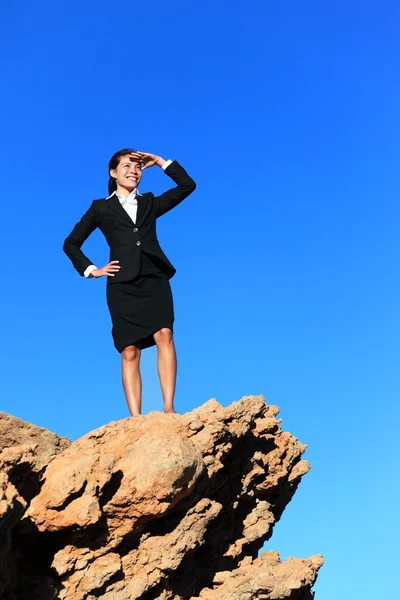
0;397;323;600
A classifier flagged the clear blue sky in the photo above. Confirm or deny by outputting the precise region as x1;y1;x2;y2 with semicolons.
1;1;398;598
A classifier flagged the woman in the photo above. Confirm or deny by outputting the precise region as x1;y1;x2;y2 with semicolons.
63;149;196;416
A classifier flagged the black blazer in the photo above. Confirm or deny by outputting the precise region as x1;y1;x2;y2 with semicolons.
63;160;196;284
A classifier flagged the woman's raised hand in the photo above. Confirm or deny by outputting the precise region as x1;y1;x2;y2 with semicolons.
133;151;166;171
92;261;121;278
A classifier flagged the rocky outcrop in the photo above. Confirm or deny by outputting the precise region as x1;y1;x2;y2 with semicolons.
0;397;323;599
193;552;323;600
0;472;26;597
0;412;70;598
0;412;70;502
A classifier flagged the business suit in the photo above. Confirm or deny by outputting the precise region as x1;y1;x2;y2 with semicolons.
63;160;196;351
63;160;196;283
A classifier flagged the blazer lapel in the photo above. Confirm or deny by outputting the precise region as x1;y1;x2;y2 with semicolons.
107;195;135;225
136;193;151;227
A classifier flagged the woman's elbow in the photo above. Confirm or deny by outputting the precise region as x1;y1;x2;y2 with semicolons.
63;237;74;255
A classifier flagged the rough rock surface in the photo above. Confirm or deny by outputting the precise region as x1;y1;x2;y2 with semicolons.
0;412;70;599
0;412;71;498
0;472;26;597
0;397;323;599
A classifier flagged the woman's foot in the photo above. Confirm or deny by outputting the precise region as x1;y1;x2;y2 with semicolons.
164;406;177;414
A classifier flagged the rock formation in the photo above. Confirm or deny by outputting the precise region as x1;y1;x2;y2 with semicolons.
0;397;323;599
0;411;70;598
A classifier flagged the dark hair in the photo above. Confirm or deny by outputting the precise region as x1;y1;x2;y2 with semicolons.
108;148;138;196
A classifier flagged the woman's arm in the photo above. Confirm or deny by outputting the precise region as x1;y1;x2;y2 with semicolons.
136;152;196;218
154;160;197;218
63;201;99;276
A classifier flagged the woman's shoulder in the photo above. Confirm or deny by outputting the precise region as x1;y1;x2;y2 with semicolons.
91;197;108;208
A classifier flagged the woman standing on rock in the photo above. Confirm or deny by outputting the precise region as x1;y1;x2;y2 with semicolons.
63;150;196;416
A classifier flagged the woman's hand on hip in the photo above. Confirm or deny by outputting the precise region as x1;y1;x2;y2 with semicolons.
92;261;121;278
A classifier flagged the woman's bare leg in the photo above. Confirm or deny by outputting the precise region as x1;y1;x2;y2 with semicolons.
121;345;142;415
153;328;177;413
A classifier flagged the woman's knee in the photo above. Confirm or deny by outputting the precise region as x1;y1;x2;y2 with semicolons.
121;345;140;361
154;328;173;344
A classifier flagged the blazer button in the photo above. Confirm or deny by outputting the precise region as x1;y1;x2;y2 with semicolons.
136;241;141;246
133;228;138;232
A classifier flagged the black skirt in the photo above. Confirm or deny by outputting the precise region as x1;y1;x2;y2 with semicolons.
106;252;175;353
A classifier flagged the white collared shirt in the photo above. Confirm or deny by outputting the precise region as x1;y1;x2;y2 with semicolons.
84;159;172;278
107;187;141;225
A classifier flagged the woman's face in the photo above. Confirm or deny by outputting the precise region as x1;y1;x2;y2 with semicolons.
110;154;143;191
